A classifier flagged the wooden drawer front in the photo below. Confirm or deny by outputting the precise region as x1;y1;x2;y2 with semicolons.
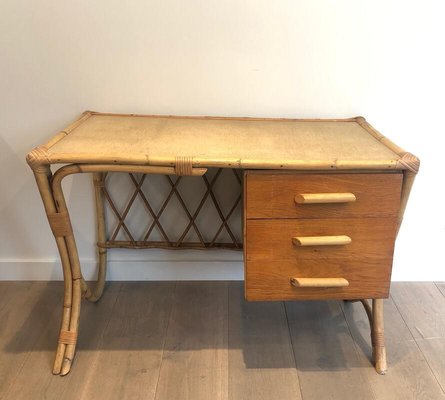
245;258;391;301
245;218;398;261
245;172;403;219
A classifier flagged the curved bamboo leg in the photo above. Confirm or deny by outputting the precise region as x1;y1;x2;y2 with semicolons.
372;299;387;374
51;172;83;376
31;162;204;375
32;167;74;375
85;172;108;303
360;299;373;326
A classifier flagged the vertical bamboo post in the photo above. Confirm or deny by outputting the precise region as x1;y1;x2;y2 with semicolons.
86;172;108;302
372;299;387;374
31;166;75;375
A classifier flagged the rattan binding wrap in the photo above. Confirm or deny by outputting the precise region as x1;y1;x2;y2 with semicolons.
372;331;385;348
47;211;73;237
26;146;51;171
175;156;194;176
58;330;78;345
397;152;421;173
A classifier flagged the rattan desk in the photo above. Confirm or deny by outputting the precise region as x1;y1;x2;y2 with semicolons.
27;112;419;376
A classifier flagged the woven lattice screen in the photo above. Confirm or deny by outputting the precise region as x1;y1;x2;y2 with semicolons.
100;168;243;250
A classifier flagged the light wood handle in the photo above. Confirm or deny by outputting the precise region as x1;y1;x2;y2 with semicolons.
292;235;351;246
290;277;350;288
294;193;356;204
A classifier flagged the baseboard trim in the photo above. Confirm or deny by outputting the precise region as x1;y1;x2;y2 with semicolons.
0;260;244;281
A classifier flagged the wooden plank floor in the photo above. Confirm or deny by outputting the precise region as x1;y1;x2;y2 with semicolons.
0;281;444;400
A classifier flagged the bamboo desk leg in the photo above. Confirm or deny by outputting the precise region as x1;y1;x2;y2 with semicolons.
32;166;82;375
347;298;387;374
372;299;387;374
31;167;109;376
29;163;207;375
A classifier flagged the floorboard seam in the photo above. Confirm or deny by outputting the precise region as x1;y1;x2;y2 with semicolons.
434;282;445;298
227;281;230;400
0;284;61;400
283;301;305;400
153;281;177;400
339;300;377;400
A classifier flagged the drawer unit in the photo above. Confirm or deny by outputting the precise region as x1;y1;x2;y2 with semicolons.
245;172;403;219
244;171;403;301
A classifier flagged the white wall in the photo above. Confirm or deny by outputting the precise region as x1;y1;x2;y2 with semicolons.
1;0;444;281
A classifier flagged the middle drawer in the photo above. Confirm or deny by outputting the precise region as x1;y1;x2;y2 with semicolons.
245;217;398;261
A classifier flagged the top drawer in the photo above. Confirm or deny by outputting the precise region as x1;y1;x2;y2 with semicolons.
245;172;403;219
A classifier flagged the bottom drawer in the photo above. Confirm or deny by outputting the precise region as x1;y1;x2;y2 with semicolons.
245;257;392;301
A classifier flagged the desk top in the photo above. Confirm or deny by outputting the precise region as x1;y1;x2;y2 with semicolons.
27;112;419;173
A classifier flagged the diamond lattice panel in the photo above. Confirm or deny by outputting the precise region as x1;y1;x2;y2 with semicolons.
101;168;243;250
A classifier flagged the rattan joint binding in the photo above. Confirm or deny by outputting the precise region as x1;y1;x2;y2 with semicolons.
175;156;194;176
47;211;73;237
397;152;420;173
58;330;78;345
372;331;385;348
26;146;51;170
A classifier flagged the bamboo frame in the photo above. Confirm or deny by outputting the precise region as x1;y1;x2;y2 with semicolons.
32;166;79;375
354;116;419;233
26;112;420;173
372;299;387;374
90;172;107;302
26;112;418;376
345;299;387;374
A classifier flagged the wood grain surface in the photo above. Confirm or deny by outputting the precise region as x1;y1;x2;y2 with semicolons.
245;217;398;261
245;172;403;219
154;282;229;400
1;282;445;400
245;258;392;301
285;300;375;400
228;282;302;400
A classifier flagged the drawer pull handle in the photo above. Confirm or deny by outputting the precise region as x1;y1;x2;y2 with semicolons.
295;193;356;204
290;277;350;288
292;235;351;246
